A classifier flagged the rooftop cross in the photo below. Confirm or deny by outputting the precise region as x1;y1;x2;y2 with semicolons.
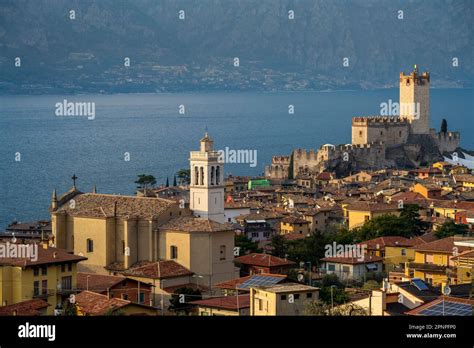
72;174;78;188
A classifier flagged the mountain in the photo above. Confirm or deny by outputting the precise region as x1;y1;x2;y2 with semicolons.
0;0;472;93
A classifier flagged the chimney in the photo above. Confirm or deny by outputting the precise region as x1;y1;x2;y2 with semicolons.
42;241;49;249
53;252;58;259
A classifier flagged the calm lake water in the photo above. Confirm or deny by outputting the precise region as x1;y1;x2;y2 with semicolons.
0;89;473;228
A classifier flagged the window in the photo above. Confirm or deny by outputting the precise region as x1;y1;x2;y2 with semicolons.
281;295;287;301
216;166;220;185
228;218;231;222
258;299;263;311
294;294;300;300
251;232;258;238
263;232;270;238
122;240;125;255
359;131;363;137
328;264;336;272
61;276;72;290
33;281;40;296
219;245;226;261
170;245;178;259
33;267;39;276
41;280;48;295
139;292;145;304
121;294;128;300
200;167;204;185
364;215;370;222
306;293;313;299
122;280;127;287
211;166;215;185
399;130;402;137
380;131;383;136
87;239;93;253
41;266;47;276
61;264;65;272
194;166;199;185
401;249;406;256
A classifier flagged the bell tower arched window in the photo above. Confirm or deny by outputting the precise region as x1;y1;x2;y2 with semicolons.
216;166;220;185
194;166;199;185
200;167;204;185
211;166;215;185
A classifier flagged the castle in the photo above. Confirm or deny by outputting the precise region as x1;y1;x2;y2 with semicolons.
265;66;461;179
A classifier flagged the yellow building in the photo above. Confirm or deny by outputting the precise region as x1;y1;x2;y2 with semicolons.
250;283;319;316
191;294;250;316
0;244;86;315
346;202;400;229
430;200;474;219
279;216;310;235
51;133;236;287
405;237;473;286
359;236;416;271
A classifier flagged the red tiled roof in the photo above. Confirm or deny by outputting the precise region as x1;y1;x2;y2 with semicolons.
234;253;295;267
190;295;250;310
77;272;127;292
123;260;193;279
0;244;87;267
414;237;472;253
0;299;49;316
346;201;399;212
359;236;413;249
75;291;132;315
283;233;307;241
320;255;383;265
158;216;235;233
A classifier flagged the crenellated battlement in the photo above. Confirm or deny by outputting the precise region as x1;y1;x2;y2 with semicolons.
271;155;290;164
400;70;430;86
352;116;409;126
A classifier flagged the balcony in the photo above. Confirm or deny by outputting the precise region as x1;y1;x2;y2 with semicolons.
407;262;448;273
32;291;50;299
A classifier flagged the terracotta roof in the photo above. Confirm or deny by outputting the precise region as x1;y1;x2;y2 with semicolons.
429;200;474;210
320;255;383;265
406;296;474;316
77;272;127;291
0;299;49;316
75;291;133;315
162;282;208;293
158;216;234;233
317;172;333;180
234;253;295;267
281;216;309;224
454;174;474;184
359;236;413;249
0;244;87;267
55;193;176;219
414;237;473;253
123;260;193;279
346;201;399;212
283;233;308;241
253;283;318;293
190;295;250;310
236;212;283;221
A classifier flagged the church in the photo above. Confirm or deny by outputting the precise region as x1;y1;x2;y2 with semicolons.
51;133;236;286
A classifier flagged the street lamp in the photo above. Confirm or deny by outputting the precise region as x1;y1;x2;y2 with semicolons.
160;279;166;316
330;285;337;315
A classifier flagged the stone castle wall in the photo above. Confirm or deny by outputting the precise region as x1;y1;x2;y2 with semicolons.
265;155;290;179
430;129;460;153
352;116;410;146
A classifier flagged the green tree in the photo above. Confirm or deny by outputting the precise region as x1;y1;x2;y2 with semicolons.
165;177;169;187
135;174;156;190
269;234;289;258
288;152;294;179
169;287;202;315
176;169;191;185
61;300;78;316
235;234;262;255
362;280;380;291
173;176;177;186
399;204;429;236
435;219;469;239
440;118;448;134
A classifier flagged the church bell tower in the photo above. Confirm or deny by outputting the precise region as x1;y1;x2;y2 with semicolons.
189;132;225;223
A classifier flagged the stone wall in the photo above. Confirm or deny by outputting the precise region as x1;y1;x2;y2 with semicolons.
352;116;410;146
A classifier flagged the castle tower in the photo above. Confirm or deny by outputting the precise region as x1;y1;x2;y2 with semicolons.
189;132;225;223
399;65;430;134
